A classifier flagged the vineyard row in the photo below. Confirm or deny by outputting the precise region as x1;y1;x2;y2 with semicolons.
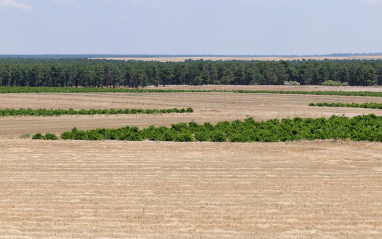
309;102;382;109
0;107;193;117
33;114;382;142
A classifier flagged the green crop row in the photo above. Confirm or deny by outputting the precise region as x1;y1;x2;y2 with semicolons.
33;114;382;142
0;107;193;117
0;86;213;93
309;102;382;109
232;90;382;97
2;86;382;97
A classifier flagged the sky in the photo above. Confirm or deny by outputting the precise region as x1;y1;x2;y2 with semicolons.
0;0;382;55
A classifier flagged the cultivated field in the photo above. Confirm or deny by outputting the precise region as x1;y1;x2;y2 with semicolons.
1;86;382;238
92;55;382;62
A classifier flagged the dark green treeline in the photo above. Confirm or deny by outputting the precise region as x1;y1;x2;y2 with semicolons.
1;58;382;87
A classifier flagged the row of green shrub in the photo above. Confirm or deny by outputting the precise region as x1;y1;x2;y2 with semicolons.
2;86;382;98
233;90;382;97
33;114;382;142
0;107;193;117
0;86;207;94
309;102;382;109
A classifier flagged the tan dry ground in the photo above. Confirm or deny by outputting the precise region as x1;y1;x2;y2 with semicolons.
2;90;382;138
1;140;382;238
92;55;382;62
1;88;382;238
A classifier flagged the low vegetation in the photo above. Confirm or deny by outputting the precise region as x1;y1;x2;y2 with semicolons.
33;114;382;142
309;102;382;109
321;80;349;86
3;86;382;98
0;107;193;117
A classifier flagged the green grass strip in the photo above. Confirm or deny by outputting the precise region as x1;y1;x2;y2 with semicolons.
33;114;382;142
309;102;382;109
0;107;193;117
232;90;382;97
2;86;382;97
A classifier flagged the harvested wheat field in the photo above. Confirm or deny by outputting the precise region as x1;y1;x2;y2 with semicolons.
92;55;382;62
1;87;382;238
2;90;382;138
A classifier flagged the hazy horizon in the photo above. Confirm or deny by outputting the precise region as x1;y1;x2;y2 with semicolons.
1;0;382;55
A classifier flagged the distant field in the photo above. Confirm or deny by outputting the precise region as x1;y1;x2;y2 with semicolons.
92;55;382;62
1;85;382;238
3;89;382;138
145;84;382;92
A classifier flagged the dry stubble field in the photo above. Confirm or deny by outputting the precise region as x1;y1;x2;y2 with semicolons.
1;86;382;238
92;55;382;62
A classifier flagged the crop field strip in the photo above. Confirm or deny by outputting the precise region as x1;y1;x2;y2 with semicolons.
4;86;382;97
0;107;193;117
32;114;382;142
310;102;382;109
2;91;382;139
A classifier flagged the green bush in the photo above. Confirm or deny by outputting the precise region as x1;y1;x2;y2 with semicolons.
194;130;210;141
321;80;348;86
32;133;45;140
45;133;58;140
211;131;227;142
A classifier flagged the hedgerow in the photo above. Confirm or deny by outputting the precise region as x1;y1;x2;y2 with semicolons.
3;86;382;98
232;90;382;97
0;107;193;117
32;114;382;142
309;102;382;109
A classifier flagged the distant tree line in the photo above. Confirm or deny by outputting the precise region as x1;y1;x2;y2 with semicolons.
1;58;382;87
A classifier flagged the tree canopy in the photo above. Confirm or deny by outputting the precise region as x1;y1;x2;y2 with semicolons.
1;58;382;87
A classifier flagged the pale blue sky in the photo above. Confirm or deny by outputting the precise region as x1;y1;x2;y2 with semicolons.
0;0;381;55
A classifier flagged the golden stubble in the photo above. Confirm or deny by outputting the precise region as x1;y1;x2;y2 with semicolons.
0;140;381;238
1;89;382;138
0;86;382;238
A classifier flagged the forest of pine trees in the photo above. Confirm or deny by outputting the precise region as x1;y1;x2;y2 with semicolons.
1;58;382;88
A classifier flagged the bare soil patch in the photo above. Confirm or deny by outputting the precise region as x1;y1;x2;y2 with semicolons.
1;139;381;238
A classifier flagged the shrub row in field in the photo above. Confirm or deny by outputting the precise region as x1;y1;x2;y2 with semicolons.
2;86;382;98
33;114;382;142
233;90;382;97
309;102;382;109
0;107;193;117
0;86;213;94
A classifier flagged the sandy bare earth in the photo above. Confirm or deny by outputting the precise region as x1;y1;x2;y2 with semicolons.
0;139;382;238
91;55;382;62
0;88;382;238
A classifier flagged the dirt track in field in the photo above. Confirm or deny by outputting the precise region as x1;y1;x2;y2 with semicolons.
1;139;382;238
1;86;382;238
